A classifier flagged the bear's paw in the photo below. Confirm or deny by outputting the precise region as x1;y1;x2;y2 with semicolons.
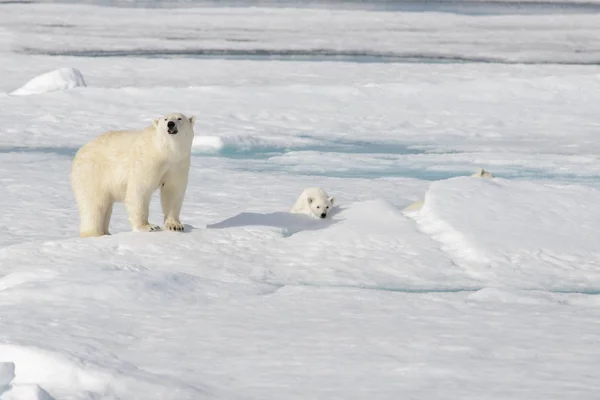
164;220;185;232
134;224;162;232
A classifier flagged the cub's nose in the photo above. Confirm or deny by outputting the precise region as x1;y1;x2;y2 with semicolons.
167;121;175;129
320;213;327;219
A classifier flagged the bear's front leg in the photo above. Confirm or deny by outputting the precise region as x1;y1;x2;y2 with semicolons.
125;186;161;232
161;162;189;232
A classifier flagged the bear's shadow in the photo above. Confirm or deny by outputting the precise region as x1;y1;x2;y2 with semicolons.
206;207;343;237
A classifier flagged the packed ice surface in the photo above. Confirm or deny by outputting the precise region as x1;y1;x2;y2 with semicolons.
3;2;600;64
10;68;87;96
2;2;600;400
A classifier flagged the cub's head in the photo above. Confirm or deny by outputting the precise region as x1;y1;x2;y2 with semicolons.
307;195;335;219
153;113;196;138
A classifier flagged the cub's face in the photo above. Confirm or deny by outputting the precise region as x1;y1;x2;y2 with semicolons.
153;113;196;138
307;196;335;219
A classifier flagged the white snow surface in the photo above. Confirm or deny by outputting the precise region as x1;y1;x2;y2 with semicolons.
2;2;600;400
10;68;86;96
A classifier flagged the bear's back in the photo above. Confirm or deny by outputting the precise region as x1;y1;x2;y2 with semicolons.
73;128;147;181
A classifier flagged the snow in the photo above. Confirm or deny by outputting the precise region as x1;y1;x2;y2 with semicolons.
10;68;86;96
2;1;600;399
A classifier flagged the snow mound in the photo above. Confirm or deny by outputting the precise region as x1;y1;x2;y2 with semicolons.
0;363;14;391
10;68;86;96
0;345;109;399
191;135;279;155
191;135;315;156
0;384;55;400
192;136;225;153
0;361;54;400
205;198;478;290
415;177;600;291
0;344;211;400
0;271;57;292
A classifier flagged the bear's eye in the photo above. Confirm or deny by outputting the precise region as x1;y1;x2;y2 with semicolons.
316;206;321;209
177;118;182;121
326;206;329;209
164;118;167;121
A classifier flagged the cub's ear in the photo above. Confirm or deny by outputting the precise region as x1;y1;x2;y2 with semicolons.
307;197;313;204
189;116;196;125
328;197;335;206
152;118;160;128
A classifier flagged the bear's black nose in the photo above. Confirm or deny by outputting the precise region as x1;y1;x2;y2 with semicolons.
320;213;327;219
167;121;175;129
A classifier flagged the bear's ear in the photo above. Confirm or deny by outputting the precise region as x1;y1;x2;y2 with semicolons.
328;197;335;206
189;116;196;125
307;197;313;204
152;118;160;128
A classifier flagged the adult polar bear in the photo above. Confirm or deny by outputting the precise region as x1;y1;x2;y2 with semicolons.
71;113;196;238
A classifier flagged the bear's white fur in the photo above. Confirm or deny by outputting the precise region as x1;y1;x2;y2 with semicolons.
290;187;335;219
402;168;494;213
71;112;196;238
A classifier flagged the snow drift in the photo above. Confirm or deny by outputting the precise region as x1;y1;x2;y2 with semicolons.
415;177;600;291
11;68;86;96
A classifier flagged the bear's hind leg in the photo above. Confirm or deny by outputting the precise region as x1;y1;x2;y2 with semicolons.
102;201;114;235
79;198;111;238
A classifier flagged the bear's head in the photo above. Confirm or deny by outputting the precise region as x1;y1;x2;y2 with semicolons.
307;195;335;219
153;112;196;140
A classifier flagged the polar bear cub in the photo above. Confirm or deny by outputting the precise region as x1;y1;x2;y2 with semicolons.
71;113;196;238
290;187;335;219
